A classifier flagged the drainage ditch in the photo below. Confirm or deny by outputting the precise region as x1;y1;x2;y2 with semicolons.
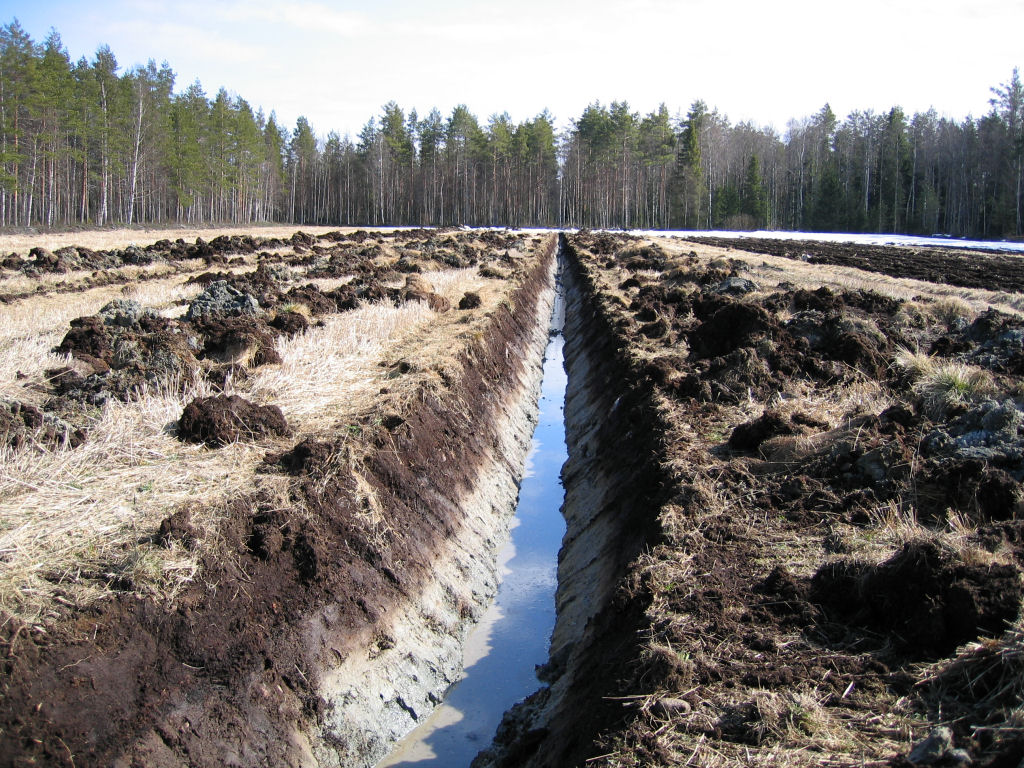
378;265;568;768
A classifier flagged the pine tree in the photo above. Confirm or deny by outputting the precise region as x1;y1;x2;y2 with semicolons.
990;68;1024;235
671;99;706;228
741;154;767;227
637;104;675;228
169;80;206;221
0;21;38;226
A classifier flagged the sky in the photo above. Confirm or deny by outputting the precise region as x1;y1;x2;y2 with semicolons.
6;0;1024;139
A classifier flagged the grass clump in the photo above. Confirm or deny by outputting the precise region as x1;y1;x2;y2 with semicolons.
917;363;994;416
927;296;977;329
894;346;995;417
921;620;1024;747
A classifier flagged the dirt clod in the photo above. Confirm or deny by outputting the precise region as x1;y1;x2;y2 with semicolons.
178;394;291;447
459;291;482;310
811;540;1022;658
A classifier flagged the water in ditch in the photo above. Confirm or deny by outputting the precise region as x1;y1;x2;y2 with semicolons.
377;283;567;768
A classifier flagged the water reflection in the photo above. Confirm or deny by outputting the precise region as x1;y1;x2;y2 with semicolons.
378;323;567;768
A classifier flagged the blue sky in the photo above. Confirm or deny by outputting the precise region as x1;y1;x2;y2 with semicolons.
6;0;1023;138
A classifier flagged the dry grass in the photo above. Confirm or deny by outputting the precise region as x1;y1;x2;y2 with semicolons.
926;297;978;328
0;272;201;342
772;376;892;428
920;620;1024;737
868;500;926;546
0;260;191;297
0;252;358;404
0;275;205;405
893;346;996;417
0;374;268;619
623;504;911;768
303;275;357;293
916;364;995;416
0;259;500;621
245;300;436;427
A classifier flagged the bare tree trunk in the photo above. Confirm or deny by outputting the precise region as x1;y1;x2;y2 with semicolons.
99;79;110;226
1017;154;1022;236
128;83;144;225
25;140;37;227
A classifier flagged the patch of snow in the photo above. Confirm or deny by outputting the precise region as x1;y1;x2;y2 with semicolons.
628;229;1024;254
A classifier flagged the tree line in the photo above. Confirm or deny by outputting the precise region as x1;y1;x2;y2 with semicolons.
1;19;1021;238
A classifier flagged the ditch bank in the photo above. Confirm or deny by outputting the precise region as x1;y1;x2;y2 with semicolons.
0;234;557;768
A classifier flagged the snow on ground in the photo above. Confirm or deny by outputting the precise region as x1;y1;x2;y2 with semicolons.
629;229;1024;253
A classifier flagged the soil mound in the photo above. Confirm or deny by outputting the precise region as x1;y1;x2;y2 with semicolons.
192;315;282;367
54;304;199;403
459;291;482;310
178;394;290;447
269;308;310;336
185;280;261;320
265;437;340;477
401;274;450;312
917;458;1021;523
729;410;799;451
0;398;85;450
688;300;777;359
283;284;337;315
811;540;1021;658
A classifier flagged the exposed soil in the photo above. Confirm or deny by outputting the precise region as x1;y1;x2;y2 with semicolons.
481;230;1024;767
0;227;553;767
812;539;1021;657
0;398;85;450
178;394;291;447
686;234;1024;292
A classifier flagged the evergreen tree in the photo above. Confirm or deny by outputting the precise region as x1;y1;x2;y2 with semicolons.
261;112;287;221
672;99;706;228
741;153;767;227
0;20;38;225
416;108;443;224
289;115;317;223
989;68;1024;235
0;19;1022;235
169;80;207;221
637;104;675;228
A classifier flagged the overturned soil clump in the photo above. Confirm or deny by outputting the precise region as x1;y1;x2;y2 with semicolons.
812;539;1022;658
178;394;291;446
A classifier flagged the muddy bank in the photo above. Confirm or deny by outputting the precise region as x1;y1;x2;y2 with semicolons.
0;233;556;767
379;279;567;766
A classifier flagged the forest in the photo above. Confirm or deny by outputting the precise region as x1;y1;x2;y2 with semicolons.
1;19;1022;238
